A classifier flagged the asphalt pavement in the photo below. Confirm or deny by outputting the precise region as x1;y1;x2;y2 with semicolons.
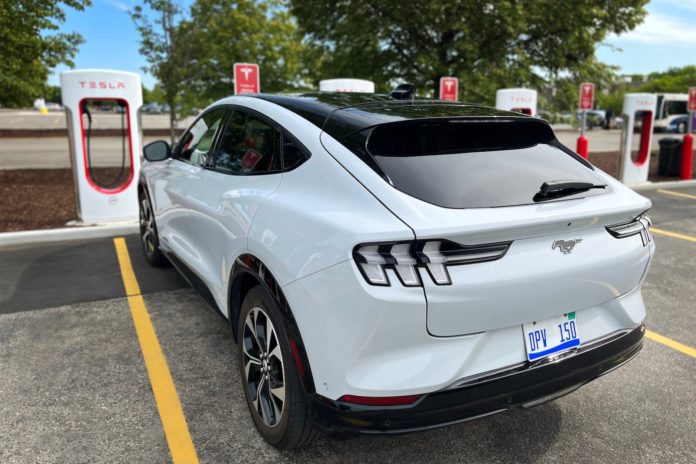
1;186;695;463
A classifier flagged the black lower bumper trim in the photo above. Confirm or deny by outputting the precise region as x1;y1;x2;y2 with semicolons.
312;325;644;435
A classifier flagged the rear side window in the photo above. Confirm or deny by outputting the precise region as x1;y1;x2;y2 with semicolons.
213;110;281;175
281;133;308;170
362;119;607;209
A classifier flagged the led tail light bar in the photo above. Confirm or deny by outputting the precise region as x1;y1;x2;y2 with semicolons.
606;214;652;246
354;240;511;287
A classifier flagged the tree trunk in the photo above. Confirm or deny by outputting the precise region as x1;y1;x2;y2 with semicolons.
168;103;176;145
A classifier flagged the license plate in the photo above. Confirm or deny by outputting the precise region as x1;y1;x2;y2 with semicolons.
523;312;580;361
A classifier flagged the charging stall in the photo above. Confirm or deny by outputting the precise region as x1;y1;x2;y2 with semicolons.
61;69;143;223
495;88;537;116
618;93;657;185
319;78;375;93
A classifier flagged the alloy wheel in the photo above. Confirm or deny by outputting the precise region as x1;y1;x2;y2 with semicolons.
140;197;156;256
242;307;286;427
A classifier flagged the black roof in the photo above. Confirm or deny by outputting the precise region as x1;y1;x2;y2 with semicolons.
253;92;527;139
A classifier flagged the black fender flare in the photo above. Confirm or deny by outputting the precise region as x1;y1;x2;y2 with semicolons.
229;254;316;394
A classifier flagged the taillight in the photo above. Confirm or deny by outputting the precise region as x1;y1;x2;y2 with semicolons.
606;214;652;246
354;240;511;287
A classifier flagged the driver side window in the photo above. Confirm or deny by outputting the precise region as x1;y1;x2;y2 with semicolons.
176;109;227;166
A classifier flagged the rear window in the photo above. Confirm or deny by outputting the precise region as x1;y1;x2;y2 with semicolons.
357;118;608;209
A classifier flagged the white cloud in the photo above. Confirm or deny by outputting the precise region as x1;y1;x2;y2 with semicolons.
608;10;696;48
656;0;696;14
103;0;130;12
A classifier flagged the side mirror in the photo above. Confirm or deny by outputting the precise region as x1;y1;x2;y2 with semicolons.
143;140;170;162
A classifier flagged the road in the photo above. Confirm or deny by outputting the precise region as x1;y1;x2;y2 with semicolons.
0;130;682;170
0;109;194;130
1;185;695;463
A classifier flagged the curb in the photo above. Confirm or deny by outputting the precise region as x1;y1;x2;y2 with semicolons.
0;222;139;248
630;179;696;191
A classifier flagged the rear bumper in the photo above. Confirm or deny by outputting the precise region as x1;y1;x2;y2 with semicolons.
311;324;644;436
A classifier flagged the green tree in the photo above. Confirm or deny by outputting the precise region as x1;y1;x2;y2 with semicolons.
184;0;313;104
638;66;696;93
131;0;193;142
0;0;90;107
290;0;648;103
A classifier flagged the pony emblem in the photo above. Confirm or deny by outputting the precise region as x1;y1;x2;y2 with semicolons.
552;239;583;255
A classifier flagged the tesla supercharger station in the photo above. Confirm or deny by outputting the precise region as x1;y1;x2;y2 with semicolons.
495;88;538;116
618;93;657;185
319;78;375;93
61;69;143;223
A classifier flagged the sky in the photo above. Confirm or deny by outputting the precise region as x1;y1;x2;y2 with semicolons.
49;0;696;90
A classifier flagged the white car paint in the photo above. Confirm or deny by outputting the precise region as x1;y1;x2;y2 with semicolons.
141;94;654;402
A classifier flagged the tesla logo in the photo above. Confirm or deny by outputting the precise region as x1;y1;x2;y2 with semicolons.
439;77;458;101
79;80;126;90
552;239;582;255
234;62;260;95
240;67;252;80
579;83;594;110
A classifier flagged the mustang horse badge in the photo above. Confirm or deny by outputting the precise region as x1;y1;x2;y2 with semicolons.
552;239;583;255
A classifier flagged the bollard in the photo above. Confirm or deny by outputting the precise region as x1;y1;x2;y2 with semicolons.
681;133;694;180
576;136;589;159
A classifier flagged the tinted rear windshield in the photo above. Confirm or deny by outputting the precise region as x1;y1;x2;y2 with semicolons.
347;118;608;209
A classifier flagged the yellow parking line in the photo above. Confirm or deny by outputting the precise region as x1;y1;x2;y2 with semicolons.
645;330;696;359
651;227;696;243
113;237;199;464
657;189;696;201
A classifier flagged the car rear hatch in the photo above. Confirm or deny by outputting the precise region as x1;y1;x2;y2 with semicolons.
325;113;653;337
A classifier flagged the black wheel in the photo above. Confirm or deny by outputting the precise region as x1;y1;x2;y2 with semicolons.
678;121;687;134
139;191;168;267
238;286;318;449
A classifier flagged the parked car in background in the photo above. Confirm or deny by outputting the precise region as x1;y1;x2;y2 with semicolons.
576;109;606;130
142;102;164;114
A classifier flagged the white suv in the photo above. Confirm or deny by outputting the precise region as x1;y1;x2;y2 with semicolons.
139;92;654;449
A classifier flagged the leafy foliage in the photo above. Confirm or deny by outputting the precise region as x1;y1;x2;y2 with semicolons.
290;0;649;105
638;66;696;93
131;0;192;141
0;0;90;107
132;0;312;139
184;0;313;103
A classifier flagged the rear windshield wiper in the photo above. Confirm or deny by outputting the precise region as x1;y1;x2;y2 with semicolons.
534;180;606;202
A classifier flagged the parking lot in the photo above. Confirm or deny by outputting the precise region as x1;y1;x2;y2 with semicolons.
1;185;695;463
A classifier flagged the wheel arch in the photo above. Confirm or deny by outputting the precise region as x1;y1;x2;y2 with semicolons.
229;254;316;394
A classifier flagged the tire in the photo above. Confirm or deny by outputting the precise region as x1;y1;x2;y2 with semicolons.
678;121;687;134
139;191;168;267
237;286;318;449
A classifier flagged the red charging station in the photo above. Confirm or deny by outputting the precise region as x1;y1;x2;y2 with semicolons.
60;69;143;223
495;88;537;116
577;82;594;159
618;94;656;184
682;87;696;180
